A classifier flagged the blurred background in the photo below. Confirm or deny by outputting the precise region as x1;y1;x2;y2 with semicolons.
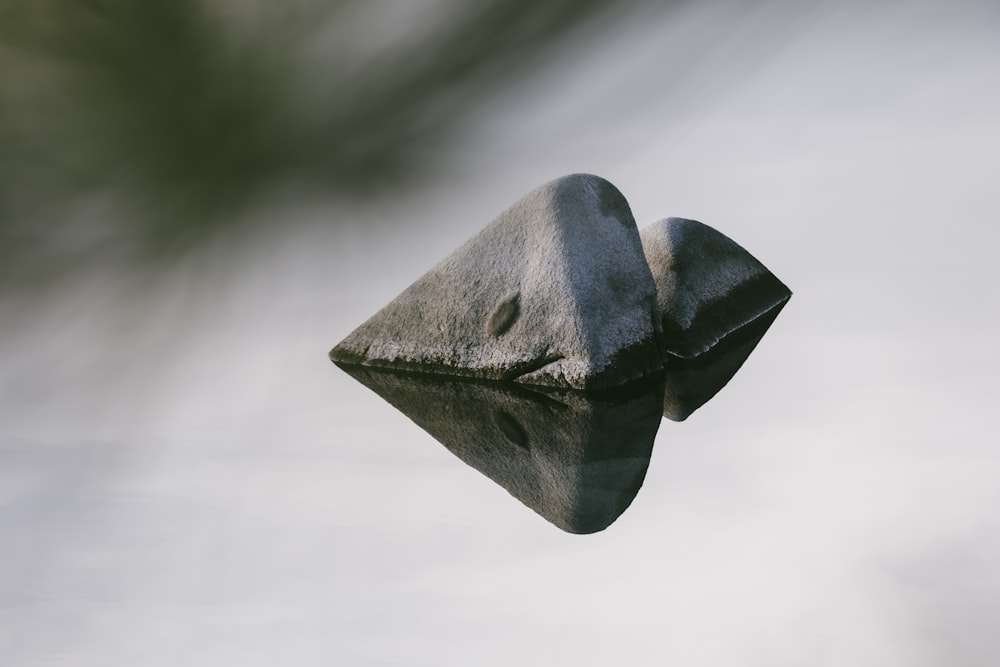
0;0;648;281
2;1;999;665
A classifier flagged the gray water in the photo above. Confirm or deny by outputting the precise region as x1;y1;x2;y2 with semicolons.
3;2;1000;665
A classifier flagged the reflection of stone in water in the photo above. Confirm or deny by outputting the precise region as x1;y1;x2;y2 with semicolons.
338;365;664;534
662;300;788;421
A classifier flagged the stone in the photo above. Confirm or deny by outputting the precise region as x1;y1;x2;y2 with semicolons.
331;174;665;389
640;217;791;359
639;217;791;418
338;364;664;534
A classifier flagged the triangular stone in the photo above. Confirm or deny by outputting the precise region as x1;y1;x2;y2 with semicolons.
331;174;664;389
338;364;664;534
640;217;791;360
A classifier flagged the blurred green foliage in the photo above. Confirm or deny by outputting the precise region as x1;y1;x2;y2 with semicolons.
0;0;648;283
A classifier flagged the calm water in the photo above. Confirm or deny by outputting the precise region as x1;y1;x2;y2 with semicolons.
3;2;1000;665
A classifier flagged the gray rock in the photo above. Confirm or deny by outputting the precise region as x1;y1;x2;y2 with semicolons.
338;364;664;534
640;217;791;360
640;217;791;419
331;174;664;389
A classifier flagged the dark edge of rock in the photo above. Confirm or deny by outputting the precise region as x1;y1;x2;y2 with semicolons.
662;272;792;359
332;357;669;403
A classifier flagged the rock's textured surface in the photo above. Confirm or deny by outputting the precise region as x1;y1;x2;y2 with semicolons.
331;174;664;389
640;217;791;360
339;365;663;534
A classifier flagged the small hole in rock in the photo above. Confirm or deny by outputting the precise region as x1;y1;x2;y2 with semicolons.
487;292;520;337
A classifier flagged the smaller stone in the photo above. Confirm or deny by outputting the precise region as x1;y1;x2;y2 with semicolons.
640;217;791;419
640;217;791;360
